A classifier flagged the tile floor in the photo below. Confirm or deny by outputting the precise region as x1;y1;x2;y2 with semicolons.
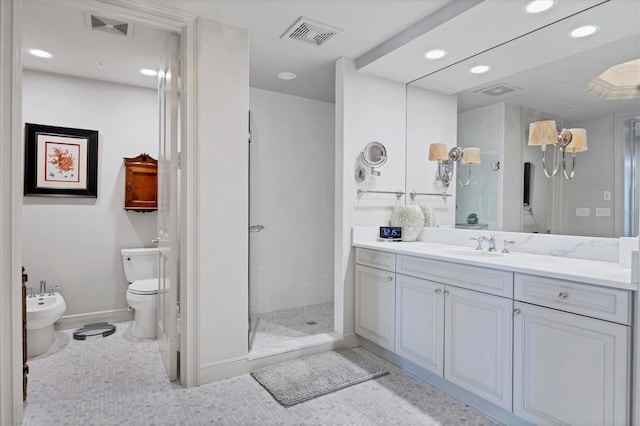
250;302;334;351
23;321;501;425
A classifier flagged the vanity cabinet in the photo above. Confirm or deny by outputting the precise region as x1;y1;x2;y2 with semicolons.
513;273;631;425
355;245;634;424
395;274;513;410
444;285;513;410
395;254;513;410
356;249;514;410
395;274;444;375
123;154;158;211
355;263;396;351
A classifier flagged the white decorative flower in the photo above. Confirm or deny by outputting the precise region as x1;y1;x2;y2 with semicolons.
390;205;425;241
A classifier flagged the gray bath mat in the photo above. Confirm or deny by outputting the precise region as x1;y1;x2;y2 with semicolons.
250;348;389;407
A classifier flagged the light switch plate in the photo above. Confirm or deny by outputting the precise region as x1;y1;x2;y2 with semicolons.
603;190;611;201
595;208;611;217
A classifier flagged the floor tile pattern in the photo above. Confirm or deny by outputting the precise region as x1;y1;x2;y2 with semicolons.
23;321;500;425
251;302;334;350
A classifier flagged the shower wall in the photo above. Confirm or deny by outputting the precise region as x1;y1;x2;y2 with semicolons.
249;88;335;314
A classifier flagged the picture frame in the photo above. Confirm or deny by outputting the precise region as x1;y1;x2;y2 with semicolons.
24;123;99;198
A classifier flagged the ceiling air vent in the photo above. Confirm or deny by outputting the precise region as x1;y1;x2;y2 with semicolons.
85;13;133;38
475;83;521;97
281;17;342;47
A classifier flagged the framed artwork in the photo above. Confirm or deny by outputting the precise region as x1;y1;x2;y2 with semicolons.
24;123;99;197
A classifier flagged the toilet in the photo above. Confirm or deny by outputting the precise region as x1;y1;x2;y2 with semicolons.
121;247;159;339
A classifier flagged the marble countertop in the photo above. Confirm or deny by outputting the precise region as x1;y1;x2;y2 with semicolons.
353;240;635;291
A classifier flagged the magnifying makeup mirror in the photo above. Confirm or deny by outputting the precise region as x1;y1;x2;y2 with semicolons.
355;141;388;182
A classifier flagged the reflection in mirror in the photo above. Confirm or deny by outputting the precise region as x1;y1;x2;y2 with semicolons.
407;0;639;237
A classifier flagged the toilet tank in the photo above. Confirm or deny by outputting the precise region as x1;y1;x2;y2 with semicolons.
121;248;158;283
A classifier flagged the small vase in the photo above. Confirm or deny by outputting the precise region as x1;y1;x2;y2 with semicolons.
420;205;437;227
390;205;425;242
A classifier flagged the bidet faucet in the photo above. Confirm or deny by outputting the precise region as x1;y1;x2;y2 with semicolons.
39;280;47;296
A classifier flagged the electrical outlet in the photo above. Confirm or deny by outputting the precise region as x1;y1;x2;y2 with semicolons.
575;208;590;217
595;208;611;217
603;191;611;201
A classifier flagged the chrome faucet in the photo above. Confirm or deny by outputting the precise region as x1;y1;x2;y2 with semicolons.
39;280;47;296
481;235;497;252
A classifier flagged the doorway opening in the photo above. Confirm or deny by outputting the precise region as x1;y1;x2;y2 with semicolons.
247;90;337;358
20;0;182;408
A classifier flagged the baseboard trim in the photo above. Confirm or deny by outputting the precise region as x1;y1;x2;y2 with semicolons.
199;334;360;385
359;338;535;426
55;309;134;331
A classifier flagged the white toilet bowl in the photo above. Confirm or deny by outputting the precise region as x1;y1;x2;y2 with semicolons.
126;278;158;338
26;292;66;356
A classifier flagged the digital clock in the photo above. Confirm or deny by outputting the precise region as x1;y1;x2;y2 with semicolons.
379;226;402;241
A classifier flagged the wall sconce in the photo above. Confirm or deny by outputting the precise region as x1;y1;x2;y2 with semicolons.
428;143;481;187
527;120;588;180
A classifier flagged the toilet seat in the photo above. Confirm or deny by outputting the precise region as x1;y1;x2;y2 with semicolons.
128;278;159;295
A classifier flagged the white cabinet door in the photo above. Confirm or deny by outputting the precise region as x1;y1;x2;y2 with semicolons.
444;286;513;410
355;264;395;351
395;274;444;375
513;302;630;426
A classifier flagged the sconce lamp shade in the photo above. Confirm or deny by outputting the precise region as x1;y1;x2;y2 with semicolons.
461;147;481;165
428;143;449;161
565;128;588;153
528;120;558;146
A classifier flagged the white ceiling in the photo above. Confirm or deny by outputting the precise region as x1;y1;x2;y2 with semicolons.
22;0;451;102
22;0;640;120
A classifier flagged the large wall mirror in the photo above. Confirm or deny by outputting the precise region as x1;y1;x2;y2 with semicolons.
406;0;639;238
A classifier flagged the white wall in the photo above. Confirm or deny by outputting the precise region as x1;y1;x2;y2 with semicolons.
195;18;249;369
248;87;335;313
565;113;616;237
406;85;457;227
22;70;157;318
335;57;407;335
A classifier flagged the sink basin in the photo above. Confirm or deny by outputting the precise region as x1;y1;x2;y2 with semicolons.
446;249;504;258
26;293;66;330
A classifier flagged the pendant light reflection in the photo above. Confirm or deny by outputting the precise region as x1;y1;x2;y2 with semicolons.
428;144;481;187
527;120;587;179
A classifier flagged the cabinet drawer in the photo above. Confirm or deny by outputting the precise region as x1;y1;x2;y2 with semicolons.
514;273;631;325
396;254;513;298
355;248;395;272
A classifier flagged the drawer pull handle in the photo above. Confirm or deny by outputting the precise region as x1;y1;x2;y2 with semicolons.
558;292;569;300
443;290;450;296
513;308;521;315
387;276;393;281
434;289;442;295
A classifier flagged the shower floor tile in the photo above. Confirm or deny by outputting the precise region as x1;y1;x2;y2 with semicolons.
250;302;334;351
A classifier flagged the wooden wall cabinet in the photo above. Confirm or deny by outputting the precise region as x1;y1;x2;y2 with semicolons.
123;153;157;212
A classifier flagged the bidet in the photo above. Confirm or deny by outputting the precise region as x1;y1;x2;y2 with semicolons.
26;292;66;356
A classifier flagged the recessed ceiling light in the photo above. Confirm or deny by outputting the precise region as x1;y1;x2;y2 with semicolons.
28;49;52;58
424;49;447;60
277;72;297;80
470;65;490;74
569;25;600;38
524;0;555;14
140;69;158;77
